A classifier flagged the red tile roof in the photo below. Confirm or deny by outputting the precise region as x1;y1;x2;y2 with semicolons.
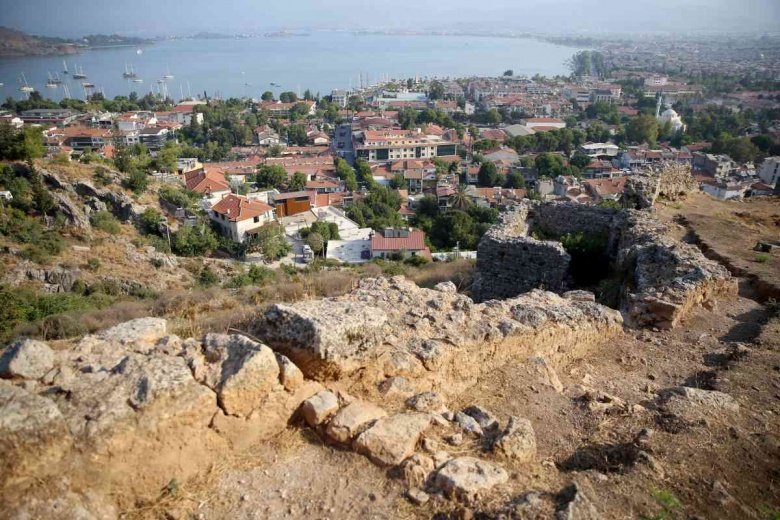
211;194;273;222
185;169;231;194
371;229;426;252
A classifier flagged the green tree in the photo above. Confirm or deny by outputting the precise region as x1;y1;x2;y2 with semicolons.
279;91;298;103
255;164;288;189
268;143;283;157
307;232;324;255
172;224;218;257
247;223;291;260
288;171;307;191
503;69;514;76
449;184;473;210
477;161;501;187
626;114;660;147
486;109;501;127
534;153;567;178
504;171;526;189
124;170;149;194
429;81;445;100
261;91;274;102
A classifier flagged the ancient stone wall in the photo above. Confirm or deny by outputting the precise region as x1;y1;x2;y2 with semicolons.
471;205;571;302
473;201;737;328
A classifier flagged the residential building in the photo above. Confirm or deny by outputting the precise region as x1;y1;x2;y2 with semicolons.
580;142;620;158
701;179;749;200
758;157;780;188
257;100;316;118
171;103;205;126
61;126;113;151
185;168;232;207
306;179;343;194
255;126;281;146
693;153;737;179
331;89;349;108
271;191;312;218
19;109;79;126
583;176;628;202
353;129;458;162
209;194;276;242
138;127;169;150
370;228;430;259
521;117;566;130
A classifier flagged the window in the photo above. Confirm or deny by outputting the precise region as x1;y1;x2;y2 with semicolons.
254;216;260;223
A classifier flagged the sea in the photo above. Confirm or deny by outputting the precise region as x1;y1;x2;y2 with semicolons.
0;32;583;102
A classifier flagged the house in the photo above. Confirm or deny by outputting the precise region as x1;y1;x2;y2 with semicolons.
693;153;737;179
503;124;536;138
61;126;113;151
210;194;276;242
171;103;205;126
580;142;620;158
353;129;458;162
758;157;780;188
271;191;312;218
20;109;79;126
749;182;775;197
255;126;281;146
583;177;628;202
331;89;349;107
137;127;169;150
370;228;430;259
184;168;232;207
306;179;343;194
701;179;749;200
258;100;316;118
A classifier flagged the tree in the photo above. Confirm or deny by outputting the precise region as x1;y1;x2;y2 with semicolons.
626;114;660;147
503;69;514;77
247;223;291;260
279;91;298;103
504;171;526;189
449;184;473;210
570;152;592;169
0;124;45;161
307;232;324;255
261;91;274;102
286;125;308;146
268;143;283;157
172;224;218;256
140;208;163;235
534;153;567;178
429;81;445;100
477;161;501;187
468;126;479;140
255;164;288;189
486;109;501;127
288;171;307;191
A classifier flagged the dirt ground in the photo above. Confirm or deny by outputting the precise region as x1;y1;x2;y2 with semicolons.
120;194;780;520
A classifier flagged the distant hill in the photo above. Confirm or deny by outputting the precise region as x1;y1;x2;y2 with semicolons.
0;27;79;57
0;27;154;57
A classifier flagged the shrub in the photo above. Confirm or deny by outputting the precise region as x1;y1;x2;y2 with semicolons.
150;258;164;269
172;225;218;257
139;208;163;236
248;264;275;285
93;168;112;187
404;255;430;267
90;211;121;234
86;258;101;271
123;169;149;194
755;253;770;264
197;267;219;288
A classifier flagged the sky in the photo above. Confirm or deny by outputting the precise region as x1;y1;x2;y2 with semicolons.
1;0;779;38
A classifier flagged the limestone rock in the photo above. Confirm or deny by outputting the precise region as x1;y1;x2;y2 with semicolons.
556;483;600;520
301;390;339;427
0;339;55;380
197;334;281;418
662;386;740;414
455;412;484;437
275;353;304;391
433;281;458;293
353;413;432;467
434;457;508;502
325;401;387;443
563;290;596;302
494;416;537;462
254;300;388;380
0;380;71;482
400;453;435;488
378;376;414;397
98;317;167;346
406;488;430;506
406;392;447;414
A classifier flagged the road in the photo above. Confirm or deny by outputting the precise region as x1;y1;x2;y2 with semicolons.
333;122;355;166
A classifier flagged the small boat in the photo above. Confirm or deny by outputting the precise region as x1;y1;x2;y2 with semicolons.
157;79;165;84
72;64;87;80
82;82;95;88
270;82;281;87
163;65;174;80
136;48;143;55
132;78;144;83
45;72;58;88
122;63;134;78
62;60;69;75
19;73;34;93
52;72;63;84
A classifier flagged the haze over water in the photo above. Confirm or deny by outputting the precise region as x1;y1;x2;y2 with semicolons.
0;33;583;102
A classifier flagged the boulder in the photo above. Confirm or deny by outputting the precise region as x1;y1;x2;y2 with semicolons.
97;317;167;347
662;386;739;413
406;392;447;414
434;457;508;502
275;353;304;391
198;334;281;418
353;413;432;467
325;401;387;444
378;376;414;397
0;380;71;482
52;192;90;229
494;416;537;462
301;390;339;427
0;339;55;380
254;300;388;380
433;281;458;293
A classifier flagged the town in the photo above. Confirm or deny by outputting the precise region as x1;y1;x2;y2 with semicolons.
2;40;779;275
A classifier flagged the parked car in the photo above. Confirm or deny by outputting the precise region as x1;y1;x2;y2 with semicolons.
337;142;345;149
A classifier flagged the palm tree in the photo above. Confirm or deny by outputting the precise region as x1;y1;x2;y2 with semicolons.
449;184;473;211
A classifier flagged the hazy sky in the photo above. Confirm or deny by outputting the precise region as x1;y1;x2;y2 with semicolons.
1;0;779;37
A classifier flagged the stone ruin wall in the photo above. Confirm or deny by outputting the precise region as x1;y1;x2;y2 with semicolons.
473;201;738;329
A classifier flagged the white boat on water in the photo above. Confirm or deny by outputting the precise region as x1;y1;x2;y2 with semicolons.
72;64;87;80
163;65;174;80
62;60;69;75
136;48;143;55
45;72;58;88
132;78;144;83
19;73;34;93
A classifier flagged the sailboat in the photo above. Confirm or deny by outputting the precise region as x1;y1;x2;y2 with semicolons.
62;60;69;75
123;63;134;78
136;48;143;55
163;66;174;80
45;72;57;88
19;73;34;93
72;64;87;80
